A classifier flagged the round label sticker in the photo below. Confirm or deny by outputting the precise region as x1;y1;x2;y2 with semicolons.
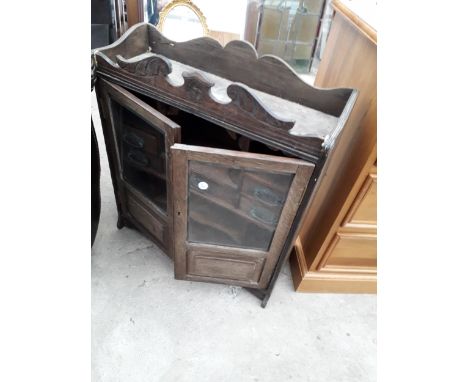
198;181;209;190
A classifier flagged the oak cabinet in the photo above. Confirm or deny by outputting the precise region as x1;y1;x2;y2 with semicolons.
93;22;356;305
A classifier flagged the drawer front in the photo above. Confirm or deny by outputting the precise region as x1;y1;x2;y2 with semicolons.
320;233;377;272
342;173;377;231
239;194;283;226
189;162;240;207
186;249;265;286
241;172;292;202
127;194;166;246
123;125;163;157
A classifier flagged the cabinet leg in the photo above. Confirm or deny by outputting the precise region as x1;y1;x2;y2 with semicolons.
117;215;125;229
261;294;271;308
117;215;135;230
245;287;268;308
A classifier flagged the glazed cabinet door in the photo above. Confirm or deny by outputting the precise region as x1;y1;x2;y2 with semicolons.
95;79;180;254
171;144;315;289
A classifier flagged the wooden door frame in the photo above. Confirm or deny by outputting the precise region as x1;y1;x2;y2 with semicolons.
95;78;181;255
171;143;315;289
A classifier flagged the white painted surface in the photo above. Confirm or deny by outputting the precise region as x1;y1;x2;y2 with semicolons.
192;0;247;36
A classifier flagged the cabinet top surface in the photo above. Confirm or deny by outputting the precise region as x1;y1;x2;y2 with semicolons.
94;23;357;161
167;59;339;138
333;0;377;43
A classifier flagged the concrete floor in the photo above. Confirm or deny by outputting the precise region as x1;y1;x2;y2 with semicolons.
91;92;376;382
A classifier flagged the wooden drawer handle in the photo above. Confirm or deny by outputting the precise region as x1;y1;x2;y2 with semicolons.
127;150;149;167
249;206;277;225
254;187;283;206
123;132;144;149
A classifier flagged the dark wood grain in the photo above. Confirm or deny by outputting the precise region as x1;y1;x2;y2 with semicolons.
171;143;314;289
95;79;181;258
94;22;357;162
94;23;149;64
94;68;329;162
95;22;356;118
147;24;352;116
116;53;172;76
97;51;322;159
93;22;357;306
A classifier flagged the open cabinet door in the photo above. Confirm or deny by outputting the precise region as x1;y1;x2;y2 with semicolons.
95;79;180;256
171;144;315;289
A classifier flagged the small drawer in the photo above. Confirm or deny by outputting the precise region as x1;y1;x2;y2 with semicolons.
239;195;282;227
187;249;265;284
188;170;239;207
127;195;166;245
342;174;377;231
320;233;377;271
241;173;290;207
124;147;166;176
123;125;164;157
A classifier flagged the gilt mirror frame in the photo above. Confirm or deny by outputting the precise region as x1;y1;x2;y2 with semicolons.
156;0;209;36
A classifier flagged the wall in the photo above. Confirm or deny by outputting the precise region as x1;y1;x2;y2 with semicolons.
192;0;247;36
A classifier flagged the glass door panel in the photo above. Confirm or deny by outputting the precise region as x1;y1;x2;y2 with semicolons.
111;100;168;211
95;79;180;254
172;144;315;289
187;161;294;251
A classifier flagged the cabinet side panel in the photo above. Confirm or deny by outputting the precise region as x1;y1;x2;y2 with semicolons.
94;79;126;226
298;11;377;271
